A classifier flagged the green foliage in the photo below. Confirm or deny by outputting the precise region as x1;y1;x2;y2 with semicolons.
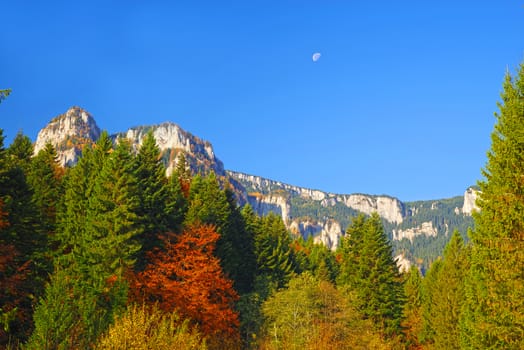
30;132;141;348
133;131;175;268
0;130;48;345
421;230;468;349
402;265;423;348
260;272;393;350
95;304;207;350
0;89;11;104
460;64;524;349
255;213;295;290
337;213;405;338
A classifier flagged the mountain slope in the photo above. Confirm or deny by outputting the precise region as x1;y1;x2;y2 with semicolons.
34;106;477;270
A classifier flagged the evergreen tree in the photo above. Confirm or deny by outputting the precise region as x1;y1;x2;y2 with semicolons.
402;265;423;349
254;213;295;290
28;143;64;245
337;213;404;338
133;131;174;268
460;64;524;349
0;130;46;345
422;230;468;349
30;132;141;347
7;132;33;172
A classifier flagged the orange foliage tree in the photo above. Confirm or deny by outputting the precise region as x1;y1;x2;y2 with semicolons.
131;224;240;341
0;200;32;345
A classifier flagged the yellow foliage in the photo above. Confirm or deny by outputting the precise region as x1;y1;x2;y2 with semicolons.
95;304;207;350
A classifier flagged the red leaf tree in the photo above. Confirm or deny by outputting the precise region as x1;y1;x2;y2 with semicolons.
131;224;240;340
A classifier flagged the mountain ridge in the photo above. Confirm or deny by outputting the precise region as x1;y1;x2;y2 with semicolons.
33;106;478;270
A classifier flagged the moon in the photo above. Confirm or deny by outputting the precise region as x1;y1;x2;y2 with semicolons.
312;52;321;62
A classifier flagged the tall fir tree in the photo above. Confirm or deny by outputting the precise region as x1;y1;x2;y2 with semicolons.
337;213;404;338
29;132;141;348
0;130;47;345
133;131;174;268
422;230;468;349
460;64;524;349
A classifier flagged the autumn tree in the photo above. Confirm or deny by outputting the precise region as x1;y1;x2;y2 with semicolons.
460;64;524;349
184;172;256;294
95;304;207;350
131;225;240;348
261;272;392;350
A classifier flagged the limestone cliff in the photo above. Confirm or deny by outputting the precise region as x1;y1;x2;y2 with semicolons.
113;122;225;177
33;106;475;268
462;187;479;215
33;106;101;166
229;171;405;224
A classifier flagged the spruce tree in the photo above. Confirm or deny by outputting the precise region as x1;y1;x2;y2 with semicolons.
422;230;468;349
133;131;174;268
30;132;141;347
460;64;524;349
337;213;404;338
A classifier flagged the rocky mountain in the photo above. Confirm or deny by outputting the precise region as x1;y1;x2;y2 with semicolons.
34;106;478;270
35;106;226;176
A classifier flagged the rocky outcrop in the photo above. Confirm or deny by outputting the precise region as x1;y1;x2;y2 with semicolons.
337;194;404;224
34;107;225;180
462;187;479;215
247;193;291;225
34;106;101;166
228;171;405;224
289;219;342;249
394;253;412;273
392;221;438;242
113;122;225;177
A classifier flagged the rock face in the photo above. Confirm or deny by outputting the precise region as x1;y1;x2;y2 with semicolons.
34;107;225;179
289;219;342;249
462;187;479;215
33;106;476;268
247;192;291;225
34;106;101;166
394;253;412;273
113;123;225;177
392;221;438;242
229;171;405;224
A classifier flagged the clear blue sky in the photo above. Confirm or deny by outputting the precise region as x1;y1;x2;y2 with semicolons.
1;1;523;201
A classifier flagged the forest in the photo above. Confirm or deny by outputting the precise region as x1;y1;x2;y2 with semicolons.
0;64;523;349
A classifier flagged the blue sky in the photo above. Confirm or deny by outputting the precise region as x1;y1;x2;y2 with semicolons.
1;1;523;201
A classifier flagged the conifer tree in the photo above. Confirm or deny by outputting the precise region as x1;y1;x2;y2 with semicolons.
460;64;524;349
30;132;141;348
0;130;46;345
133;131;174;268
254;213;295;290
337;213;404;338
422;230;468;349
28;143;64;245
402;265;423;349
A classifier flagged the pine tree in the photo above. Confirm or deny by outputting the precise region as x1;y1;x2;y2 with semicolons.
402;265;423;349
133;131;174;268
337;213;404;338
422;230;468;349
0;130;46;345
460;64;524;349
30;132;141;348
255;213;295;290
28;143;64;246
